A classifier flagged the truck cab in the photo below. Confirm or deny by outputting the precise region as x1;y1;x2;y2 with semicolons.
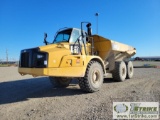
53;28;86;44
19;25;94;76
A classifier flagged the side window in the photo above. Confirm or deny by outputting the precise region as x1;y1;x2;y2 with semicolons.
70;29;80;43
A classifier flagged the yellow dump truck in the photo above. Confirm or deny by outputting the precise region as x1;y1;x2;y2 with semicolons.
18;22;136;92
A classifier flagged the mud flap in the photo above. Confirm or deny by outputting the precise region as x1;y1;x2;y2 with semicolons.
108;52;115;71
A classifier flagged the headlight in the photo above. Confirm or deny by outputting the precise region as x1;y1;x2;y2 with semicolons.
44;60;47;65
37;54;44;59
35;52;48;67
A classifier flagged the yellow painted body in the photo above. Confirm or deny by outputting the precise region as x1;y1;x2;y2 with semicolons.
18;35;136;77
18;47;104;77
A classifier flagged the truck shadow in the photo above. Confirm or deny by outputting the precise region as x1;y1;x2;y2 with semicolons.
0;77;84;105
0;77;115;105
103;78;115;83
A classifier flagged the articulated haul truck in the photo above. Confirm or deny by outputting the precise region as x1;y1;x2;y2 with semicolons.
18;22;136;92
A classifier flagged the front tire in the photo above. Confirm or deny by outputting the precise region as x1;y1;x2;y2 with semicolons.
79;61;104;93
49;77;72;88
112;61;127;82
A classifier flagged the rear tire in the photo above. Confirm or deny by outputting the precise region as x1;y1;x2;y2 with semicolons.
49;77;72;88
112;61;127;82
78;61;104;93
126;61;134;79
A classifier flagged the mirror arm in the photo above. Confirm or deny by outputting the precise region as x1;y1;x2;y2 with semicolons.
44;33;48;45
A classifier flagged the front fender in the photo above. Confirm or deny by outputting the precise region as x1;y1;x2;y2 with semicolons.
85;56;105;74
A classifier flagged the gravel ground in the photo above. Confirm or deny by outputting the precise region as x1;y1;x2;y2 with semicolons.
0;62;160;120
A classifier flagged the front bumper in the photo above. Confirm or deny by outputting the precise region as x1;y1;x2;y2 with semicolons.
18;66;86;77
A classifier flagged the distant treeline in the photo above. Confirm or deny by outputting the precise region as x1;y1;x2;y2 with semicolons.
134;57;160;61
0;61;18;65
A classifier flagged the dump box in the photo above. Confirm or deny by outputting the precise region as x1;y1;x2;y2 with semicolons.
93;35;136;61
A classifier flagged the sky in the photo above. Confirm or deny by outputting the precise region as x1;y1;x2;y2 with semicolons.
0;0;160;60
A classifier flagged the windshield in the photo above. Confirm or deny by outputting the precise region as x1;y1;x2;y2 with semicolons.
53;29;72;43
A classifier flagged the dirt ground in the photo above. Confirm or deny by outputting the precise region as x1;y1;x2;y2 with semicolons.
0;62;160;120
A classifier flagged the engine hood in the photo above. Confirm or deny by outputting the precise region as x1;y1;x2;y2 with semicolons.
39;43;71;68
39;42;70;52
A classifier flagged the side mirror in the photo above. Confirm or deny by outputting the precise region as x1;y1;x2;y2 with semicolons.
44;33;48;45
44;33;47;39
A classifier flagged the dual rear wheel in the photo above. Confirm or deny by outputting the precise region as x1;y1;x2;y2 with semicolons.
112;61;134;82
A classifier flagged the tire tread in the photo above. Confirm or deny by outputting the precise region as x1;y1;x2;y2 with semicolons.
78;61;103;92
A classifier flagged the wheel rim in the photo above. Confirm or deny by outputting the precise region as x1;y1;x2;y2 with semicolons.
129;66;133;74
122;67;126;76
92;70;100;84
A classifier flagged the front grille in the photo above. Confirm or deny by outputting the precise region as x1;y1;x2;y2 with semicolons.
21;52;29;67
19;48;48;68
